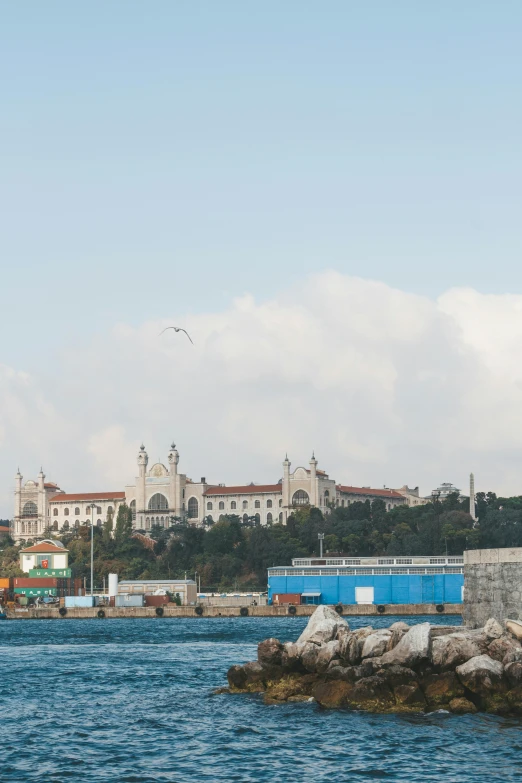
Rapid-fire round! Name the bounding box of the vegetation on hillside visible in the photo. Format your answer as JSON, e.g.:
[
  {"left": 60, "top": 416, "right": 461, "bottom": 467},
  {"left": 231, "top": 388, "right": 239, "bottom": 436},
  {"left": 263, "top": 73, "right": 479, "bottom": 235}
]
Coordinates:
[{"left": 1, "top": 491, "right": 521, "bottom": 591}]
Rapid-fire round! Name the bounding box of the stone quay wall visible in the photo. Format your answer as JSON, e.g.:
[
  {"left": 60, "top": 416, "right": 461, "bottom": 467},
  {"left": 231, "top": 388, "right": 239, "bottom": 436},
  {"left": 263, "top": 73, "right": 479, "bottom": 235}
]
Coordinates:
[
  {"left": 463, "top": 548, "right": 522, "bottom": 628},
  {"left": 6, "top": 602, "right": 462, "bottom": 620}
]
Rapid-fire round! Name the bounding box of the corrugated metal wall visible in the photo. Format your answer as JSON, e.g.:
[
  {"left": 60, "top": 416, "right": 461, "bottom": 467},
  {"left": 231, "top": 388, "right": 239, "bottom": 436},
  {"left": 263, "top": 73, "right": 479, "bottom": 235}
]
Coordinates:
[{"left": 268, "top": 574, "right": 463, "bottom": 604}]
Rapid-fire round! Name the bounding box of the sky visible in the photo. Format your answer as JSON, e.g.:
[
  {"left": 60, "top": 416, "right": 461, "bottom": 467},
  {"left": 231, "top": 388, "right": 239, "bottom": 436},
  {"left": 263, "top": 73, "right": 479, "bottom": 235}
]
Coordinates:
[{"left": 1, "top": 2, "right": 522, "bottom": 516}]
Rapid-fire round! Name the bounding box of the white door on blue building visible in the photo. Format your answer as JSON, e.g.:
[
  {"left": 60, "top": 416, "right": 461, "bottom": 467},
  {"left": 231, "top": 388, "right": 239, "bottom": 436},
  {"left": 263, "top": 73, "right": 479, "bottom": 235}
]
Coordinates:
[{"left": 355, "top": 587, "right": 374, "bottom": 604}]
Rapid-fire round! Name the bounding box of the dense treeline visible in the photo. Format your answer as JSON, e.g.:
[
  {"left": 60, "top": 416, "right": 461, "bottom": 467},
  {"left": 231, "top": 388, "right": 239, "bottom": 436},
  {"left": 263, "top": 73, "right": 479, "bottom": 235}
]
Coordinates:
[{"left": 1, "top": 491, "right": 522, "bottom": 590}]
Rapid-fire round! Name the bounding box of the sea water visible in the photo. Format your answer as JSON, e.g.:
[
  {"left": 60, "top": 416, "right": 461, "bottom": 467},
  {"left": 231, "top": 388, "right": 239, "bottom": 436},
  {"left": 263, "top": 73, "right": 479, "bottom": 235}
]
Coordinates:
[{"left": 1, "top": 615, "right": 521, "bottom": 783}]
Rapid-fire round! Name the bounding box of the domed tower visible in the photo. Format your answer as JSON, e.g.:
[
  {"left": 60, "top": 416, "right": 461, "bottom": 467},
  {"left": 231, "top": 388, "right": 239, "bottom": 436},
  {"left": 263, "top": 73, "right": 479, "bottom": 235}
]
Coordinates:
[
  {"left": 168, "top": 442, "right": 180, "bottom": 512},
  {"left": 136, "top": 444, "right": 149, "bottom": 521},
  {"left": 282, "top": 454, "right": 291, "bottom": 514}
]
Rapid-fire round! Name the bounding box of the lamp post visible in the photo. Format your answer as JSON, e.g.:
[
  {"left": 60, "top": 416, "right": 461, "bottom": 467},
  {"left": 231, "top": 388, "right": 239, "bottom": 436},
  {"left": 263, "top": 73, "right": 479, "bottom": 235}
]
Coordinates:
[
  {"left": 90, "top": 503, "right": 96, "bottom": 596},
  {"left": 318, "top": 532, "right": 324, "bottom": 558}
]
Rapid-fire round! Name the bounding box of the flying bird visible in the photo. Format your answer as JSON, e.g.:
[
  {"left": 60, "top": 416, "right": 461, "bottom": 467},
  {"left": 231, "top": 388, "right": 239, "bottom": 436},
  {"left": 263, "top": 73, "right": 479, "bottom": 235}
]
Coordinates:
[{"left": 159, "top": 326, "right": 194, "bottom": 344}]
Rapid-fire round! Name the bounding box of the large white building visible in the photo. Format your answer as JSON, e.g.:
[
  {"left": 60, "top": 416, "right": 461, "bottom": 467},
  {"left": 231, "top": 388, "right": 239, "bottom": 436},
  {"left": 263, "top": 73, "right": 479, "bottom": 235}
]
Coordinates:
[{"left": 11, "top": 444, "right": 407, "bottom": 542}]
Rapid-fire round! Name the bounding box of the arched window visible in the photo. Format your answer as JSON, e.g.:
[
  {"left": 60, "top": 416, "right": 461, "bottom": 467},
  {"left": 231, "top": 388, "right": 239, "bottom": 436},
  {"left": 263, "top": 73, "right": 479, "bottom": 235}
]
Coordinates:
[
  {"left": 23, "top": 501, "right": 38, "bottom": 516},
  {"left": 231, "top": 501, "right": 236, "bottom": 509},
  {"left": 207, "top": 515, "right": 213, "bottom": 523},
  {"left": 292, "top": 490, "right": 310, "bottom": 506},
  {"left": 64, "top": 508, "right": 69, "bottom": 516},
  {"left": 52, "top": 508, "right": 58, "bottom": 516},
  {"left": 254, "top": 500, "right": 260, "bottom": 508},
  {"left": 75, "top": 507, "right": 80, "bottom": 515},
  {"left": 52, "top": 521, "right": 58, "bottom": 531},
  {"left": 242, "top": 500, "right": 248, "bottom": 510},
  {"left": 267, "top": 513, "right": 273, "bottom": 524},
  {"left": 341, "top": 499, "right": 345, "bottom": 507},
  {"left": 96, "top": 506, "right": 102, "bottom": 514},
  {"left": 187, "top": 497, "right": 198, "bottom": 519},
  {"left": 279, "top": 512, "right": 283, "bottom": 522},
  {"left": 207, "top": 502, "right": 213, "bottom": 511},
  {"left": 145, "top": 517, "right": 150, "bottom": 529},
  {"left": 279, "top": 499, "right": 282, "bottom": 507},
  {"left": 97, "top": 519, "right": 102, "bottom": 526},
  {"left": 267, "top": 499, "right": 272, "bottom": 508},
  {"left": 64, "top": 521, "right": 70, "bottom": 530},
  {"left": 243, "top": 514, "right": 249, "bottom": 523},
  {"left": 219, "top": 501, "right": 224, "bottom": 510},
  {"left": 107, "top": 506, "right": 113, "bottom": 514},
  {"left": 324, "top": 490, "right": 329, "bottom": 501},
  {"left": 148, "top": 493, "right": 169, "bottom": 511},
  {"left": 74, "top": 520, "right": 80, "bottom": 528},
  {"left": 86, "top": 507, "right": 91, "bottom": 515},
  {"left": 255, "top": 513, "right": 260, "bottom": 524},
  {"left": 130, "top": 500, "right": 136, "bottom": 520}
]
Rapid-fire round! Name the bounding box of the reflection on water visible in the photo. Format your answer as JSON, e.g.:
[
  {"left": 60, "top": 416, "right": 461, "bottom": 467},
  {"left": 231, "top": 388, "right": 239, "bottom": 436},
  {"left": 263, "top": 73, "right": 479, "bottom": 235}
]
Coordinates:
[{"left": 1, "top": 615, "right": 520, "bottom": 783}]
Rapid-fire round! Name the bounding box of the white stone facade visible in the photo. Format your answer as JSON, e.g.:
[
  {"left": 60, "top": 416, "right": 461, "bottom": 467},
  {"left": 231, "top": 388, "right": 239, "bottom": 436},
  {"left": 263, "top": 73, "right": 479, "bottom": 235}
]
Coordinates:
[{"left": 11, "top": 444, "right": 408, "bottom": 541}]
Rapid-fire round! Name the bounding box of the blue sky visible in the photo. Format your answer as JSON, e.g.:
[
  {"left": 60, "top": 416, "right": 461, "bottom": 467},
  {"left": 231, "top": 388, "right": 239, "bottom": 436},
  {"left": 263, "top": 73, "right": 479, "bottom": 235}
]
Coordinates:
[
  {"left": 2, "top": 2, "right": 522, "bottom": 512},
  {"left": 2, "top": 1, "right": 522, "bottom": 368}
]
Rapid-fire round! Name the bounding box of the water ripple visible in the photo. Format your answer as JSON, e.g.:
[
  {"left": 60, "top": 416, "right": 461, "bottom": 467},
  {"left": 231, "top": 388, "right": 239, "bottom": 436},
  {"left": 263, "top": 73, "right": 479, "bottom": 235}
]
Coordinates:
[{"left": 1, "top": 615, "right": 520, "bottom": 782}]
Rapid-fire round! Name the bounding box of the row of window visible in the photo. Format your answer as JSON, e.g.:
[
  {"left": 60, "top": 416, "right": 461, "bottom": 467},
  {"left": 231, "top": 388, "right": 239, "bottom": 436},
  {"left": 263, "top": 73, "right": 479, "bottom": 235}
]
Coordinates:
[
  {"left": 52, "top": 505, "right": 110, "bottom": 516},
  {"left": 269, "top": 566, "right": 464, "bottom": 576}
]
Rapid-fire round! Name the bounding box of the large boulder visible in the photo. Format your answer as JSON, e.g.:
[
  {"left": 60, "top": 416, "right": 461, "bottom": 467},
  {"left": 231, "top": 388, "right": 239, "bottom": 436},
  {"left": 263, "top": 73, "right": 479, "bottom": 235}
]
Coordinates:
[
  {"left": 227, "top": 661, "right": 267, "bottom": 692},
  {"left": 312, "top": 679, "right": 354, "bottom": 708},
  {"left": 431, "top": 632, "right": 485, "bottom": 671},
  {"left": 258, "top": 638, "right": 284, "bottom": 667},
  {"left": 421, "top": 671, "right": 465, "bottom": 707},
  {"left": 339, "top": 627, "right": 374, "bottom": 665},
  {"left": 488, "top": 636, "right": 522, "bottom": 664},
  {"left": 449, "top": 697, "right": 478, "bottom": 714},
  {"left": 484, "top": 618, "right": 504, "bottom": 640},
  {"left": 376, "top": 623, "right": 431, "bottom": 668},
  {"left": 302, "top": 643, "right": 321, "bottom": 672},
  {"left": 315, "top": 640, "right": 341, "bottom": 673},
  {"left": 505, "top": 620, "right": 522, "bottom": 642},
  {"left": 430, "top": 625, "right": 464, "bottom": 638},
  {"left": 345, "top": 676, "right": 395, "bottom": 712},
  {"left": 361, "top": 630, "right": 392, "bottom": 659},
  {"left": 387, "top": 622, "right": 409, "bottom": 651},
  {"left": 281, "top": 641, "right": 307, "bottom": 671},
  {"left": 264, "top": 672, "right": 318, "bottom": 702},
  {"left": 456, "top": 655, "right": 505, "bottom": 696},
  {"left": 297, "top": 605, "right": 349, "bottom": 645}
]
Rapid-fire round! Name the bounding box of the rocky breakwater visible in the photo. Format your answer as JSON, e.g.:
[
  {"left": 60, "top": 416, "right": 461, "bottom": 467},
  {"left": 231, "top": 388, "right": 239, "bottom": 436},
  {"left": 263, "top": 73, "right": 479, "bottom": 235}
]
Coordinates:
[{"left": 225, "top": 607, "right": 522, "bottom": 714}]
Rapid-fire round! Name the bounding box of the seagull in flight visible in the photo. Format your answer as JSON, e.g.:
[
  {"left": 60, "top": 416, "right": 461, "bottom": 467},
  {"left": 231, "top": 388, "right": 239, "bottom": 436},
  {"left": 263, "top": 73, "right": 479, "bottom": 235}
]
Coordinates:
[{"left": 159, "top": 326, "right": 194, "bottom": 344}]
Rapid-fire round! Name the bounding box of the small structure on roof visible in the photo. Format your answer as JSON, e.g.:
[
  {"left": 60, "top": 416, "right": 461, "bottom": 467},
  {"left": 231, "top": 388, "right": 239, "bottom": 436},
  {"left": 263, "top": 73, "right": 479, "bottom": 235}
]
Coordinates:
[{"left": 20, "top": 540, "right": 69, "bottom": 573}]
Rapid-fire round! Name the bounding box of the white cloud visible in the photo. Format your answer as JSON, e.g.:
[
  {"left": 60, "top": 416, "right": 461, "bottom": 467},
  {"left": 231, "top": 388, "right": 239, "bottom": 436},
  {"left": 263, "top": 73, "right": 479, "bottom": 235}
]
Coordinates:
[{"left": 2, "top": 271, "right": 522, "bottom": 517}]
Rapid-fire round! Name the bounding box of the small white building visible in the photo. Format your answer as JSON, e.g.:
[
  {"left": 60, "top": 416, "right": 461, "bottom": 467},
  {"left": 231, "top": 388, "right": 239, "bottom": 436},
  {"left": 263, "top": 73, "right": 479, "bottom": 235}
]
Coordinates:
[
  {"left": 19, "top": 540, "right": 69, "bottom": 573},
  {"left": 118, "top": 579, "right": 197, "bottom": 605}
]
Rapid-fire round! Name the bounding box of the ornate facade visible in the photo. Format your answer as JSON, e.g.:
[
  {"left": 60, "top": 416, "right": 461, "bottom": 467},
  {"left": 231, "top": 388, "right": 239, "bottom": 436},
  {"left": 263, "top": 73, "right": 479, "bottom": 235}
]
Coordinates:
[{"left": 11, "top": 444, "right": 406, "bottom": 542}]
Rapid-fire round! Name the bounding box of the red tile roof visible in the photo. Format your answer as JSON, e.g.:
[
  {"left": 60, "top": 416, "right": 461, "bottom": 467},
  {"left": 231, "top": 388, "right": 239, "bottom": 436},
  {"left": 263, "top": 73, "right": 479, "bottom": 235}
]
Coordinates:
[
  {"left": 21, "top": 542, "right": 69, "bottom": 553},
  {"left": 337, "top": 485, "right": 405, "bottom": 499},
  {"left": 49, "top": 492, "right": 125, "bottom": 503},
  {"left": 0, "top": 525, "right": 11, "bottom": 534},
  {"left": 205, "top": 484, "right": 282, "bottom": 496}
]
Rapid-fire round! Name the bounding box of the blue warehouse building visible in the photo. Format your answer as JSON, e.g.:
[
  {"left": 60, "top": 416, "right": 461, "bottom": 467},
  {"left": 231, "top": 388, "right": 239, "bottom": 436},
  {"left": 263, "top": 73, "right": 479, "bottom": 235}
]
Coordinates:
[{"left": 268, "top": 555, "right": 464, "bottom": 606}]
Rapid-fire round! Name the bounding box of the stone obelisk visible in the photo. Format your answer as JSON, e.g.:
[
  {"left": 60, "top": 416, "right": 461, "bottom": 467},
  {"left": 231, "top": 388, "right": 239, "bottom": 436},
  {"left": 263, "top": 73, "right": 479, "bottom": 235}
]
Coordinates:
[{"left": 469, "top": 472, "right": 477, "bottom": 522}]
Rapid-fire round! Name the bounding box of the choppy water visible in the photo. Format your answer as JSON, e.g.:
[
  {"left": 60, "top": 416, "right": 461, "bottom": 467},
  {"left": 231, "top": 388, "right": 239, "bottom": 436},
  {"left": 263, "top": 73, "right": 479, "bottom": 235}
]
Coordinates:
[{"left": 1, "top": 615, "right": 522, "bottom": 782}]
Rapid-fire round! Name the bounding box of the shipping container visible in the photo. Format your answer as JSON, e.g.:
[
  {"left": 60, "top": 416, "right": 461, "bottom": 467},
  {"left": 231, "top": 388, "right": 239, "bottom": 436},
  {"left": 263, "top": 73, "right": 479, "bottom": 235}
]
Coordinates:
[
  {"left": 65, "top": 596, "right": 95, "bottom": 608},
  {"left": 144, "top": 595, "right": 169, "bottom": 607},
  {"left": 14, "top": 587, "right": 58, "bottom": 597},
  {"left": 14, "top": 577, "right": 59, "bottom": 588},
  {"left": 115, "top": 594, "right": 144, "bottom": 607},
  {"left": 0, "top": 578, "right": 11, "bottom": 589},
  {"left": 29, "top": 568, "right": 72, "bottom": 579},
  {"left": 271, "top": 592, "right": 302, "bottom": 605}
]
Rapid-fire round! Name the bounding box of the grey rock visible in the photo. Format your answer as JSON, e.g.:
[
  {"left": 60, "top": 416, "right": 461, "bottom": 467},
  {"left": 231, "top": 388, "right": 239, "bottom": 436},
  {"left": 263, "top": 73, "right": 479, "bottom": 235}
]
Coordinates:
[
  {"left": 484, "top": 618, "right": 504, "bottom": 640},
  {"left": 361, "top": 630, "right": 392, "bottom": 659},
  {"left": 456, "top": 655, "right": 505, "bottom": 695},
  {"left": 258, "top": 637, "right": 283, "bottom": 667},
  {"left": 431, "top": 632, "right": 485, "bottom": 670},
  {"left": 315, "top": 640, "right": 341, "bottom": 673},
  {"left": 297, "top": 605, "right": 349, "bottom": 646},
  {"left": 376, "top": 623, "right": 431, "bottom": 668}
]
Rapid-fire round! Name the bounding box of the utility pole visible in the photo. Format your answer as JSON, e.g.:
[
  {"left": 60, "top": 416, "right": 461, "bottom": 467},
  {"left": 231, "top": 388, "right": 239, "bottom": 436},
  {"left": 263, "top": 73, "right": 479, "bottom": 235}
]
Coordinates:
[
  {"left": 90, "top": 503, "right": 96, "bottom": 597},
  {"left": 318, "top": 532, "right": 324, "bottom": 558}
]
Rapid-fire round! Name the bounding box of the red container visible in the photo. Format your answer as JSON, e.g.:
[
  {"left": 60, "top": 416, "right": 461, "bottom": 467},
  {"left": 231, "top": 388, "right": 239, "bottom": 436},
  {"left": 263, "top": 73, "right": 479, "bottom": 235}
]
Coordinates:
[
  {"left": 272, "top": 592, "right": 301, "bottom": 605},
  {"left": 144, "top": 595, "right": 170, "bottom": 607},
  {"left": 14, "top": 578, "right": 59, "bottom": 588}
]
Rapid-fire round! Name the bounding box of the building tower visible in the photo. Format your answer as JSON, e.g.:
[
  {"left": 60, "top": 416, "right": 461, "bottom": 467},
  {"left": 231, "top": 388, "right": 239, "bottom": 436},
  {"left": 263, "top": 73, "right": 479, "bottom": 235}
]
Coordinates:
[
  {"left": 136, "top": 444, "right": 149, "bottom": 519},
  {"left": 309, "top": 452, "right": 318, "bottom": 506},
  {"left": 282, "top": 454, "right": 291, "bottom": 516},
  {"left": 168, "top": 441, "right": 180, "bottom": 514},
  {"left": 469, "top": 472, "right": 477, "bottom": 522}
]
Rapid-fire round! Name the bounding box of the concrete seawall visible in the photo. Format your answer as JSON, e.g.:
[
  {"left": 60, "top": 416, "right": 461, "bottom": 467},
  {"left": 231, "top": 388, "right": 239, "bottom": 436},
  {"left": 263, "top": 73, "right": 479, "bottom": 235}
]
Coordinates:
[
  {"left": 463, "top": 547, "right": 522, "bottom": 628},
  {"left": 6, "top": 603, "right": 462, "bottom": 620}
]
